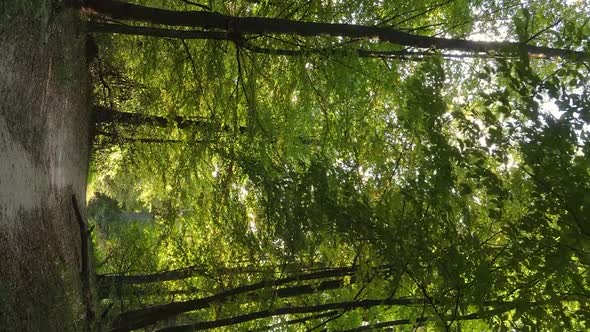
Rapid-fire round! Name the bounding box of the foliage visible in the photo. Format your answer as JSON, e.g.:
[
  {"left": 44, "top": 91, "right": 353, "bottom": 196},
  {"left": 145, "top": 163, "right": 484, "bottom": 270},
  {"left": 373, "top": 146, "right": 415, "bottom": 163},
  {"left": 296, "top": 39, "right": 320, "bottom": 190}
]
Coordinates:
[{"left": 87, "top": 0, "right": 590, "bottom": 331}]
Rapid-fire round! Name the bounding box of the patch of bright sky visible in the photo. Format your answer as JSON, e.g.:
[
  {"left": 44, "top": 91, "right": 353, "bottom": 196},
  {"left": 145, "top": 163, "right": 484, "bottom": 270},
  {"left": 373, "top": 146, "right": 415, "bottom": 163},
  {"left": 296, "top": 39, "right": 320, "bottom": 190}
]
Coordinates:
[
  {"left": 541, "top": 97, "right": 564, "bottom": 120},
  {"left": 248, "top": 211, "right": 257, "bottom": 233},
  {"left": 540, "top": 88, "right": 590, "bottom": 147},
  {"left": 470, "top": 25, "right": 511, "bottom": 42},
  {"left": 565, "top": 0, "right": 587, "bottom": 5},
  {"left": 454, "top": 2, "right": 588, "bottom": 151}
]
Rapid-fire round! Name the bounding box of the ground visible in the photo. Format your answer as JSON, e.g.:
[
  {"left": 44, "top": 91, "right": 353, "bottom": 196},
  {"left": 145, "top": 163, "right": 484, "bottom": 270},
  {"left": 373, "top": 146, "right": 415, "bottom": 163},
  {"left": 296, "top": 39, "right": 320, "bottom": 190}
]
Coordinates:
[{"left": 0, "top": 2, "right": 93, "bottom": 331}]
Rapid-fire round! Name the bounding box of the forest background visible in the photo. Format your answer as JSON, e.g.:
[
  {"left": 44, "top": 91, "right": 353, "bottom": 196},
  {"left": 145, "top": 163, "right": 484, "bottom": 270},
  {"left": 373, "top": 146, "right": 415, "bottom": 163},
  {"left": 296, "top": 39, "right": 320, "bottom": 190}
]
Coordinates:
[{"left": 81, "top": 0, "right": 590, "bottom": 331}]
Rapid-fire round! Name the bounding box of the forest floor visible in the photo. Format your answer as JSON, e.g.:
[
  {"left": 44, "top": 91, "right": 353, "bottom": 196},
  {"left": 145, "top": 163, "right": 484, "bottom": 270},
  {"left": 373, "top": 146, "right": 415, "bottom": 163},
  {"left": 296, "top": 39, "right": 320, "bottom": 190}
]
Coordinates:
[{"left": 0, "top": 1, "right": 93, "bottom": 331}]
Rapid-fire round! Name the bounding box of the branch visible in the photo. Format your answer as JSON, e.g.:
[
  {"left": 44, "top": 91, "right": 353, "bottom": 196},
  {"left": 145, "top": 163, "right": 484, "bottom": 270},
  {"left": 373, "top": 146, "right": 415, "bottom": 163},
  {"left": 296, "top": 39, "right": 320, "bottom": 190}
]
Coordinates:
[{"left": 527, "top": 18, "right": 562, "bottom": 43}]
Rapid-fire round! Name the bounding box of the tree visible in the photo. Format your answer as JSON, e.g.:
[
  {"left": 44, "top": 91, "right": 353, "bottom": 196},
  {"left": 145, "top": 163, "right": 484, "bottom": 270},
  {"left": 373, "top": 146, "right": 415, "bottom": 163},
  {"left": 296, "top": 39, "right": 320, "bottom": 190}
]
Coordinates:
[
  {"left": 82, "top": 0, "right": 586, "bottom": 59},
  {"left": 84, "top": 0, "right": 590, "bottom": 331}
]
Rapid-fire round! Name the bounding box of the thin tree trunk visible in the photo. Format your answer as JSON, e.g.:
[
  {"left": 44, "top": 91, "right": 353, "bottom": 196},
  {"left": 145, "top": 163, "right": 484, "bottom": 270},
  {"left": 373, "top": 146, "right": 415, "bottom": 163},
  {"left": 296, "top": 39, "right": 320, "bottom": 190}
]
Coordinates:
[
  {"left": 104, "top": 277, "right": 350, "bottom": 302},
  {"left": 335, "top": 307, "right": 511, "bottom": 332},
  {"left": 96, "top": 130, "right": 184, "bottom": 144},
  {"left": 88, "top": 23, "right": 513, "bottom": 60},
  {"left": 84, "top": 0, "right": 587, "bottom": 59},
  {"left": 95, "top": 106, "right": 247, "bottom": 134},
  {"left": 72, "top": 195, "right": 96, "bottom": 331},
  {"left": 94, "top": 107, "right": 319, "bottom": 146},
  {"left": 98, "top": 266, "right": 243, "bottom": 286},
  {"left": 154, "top": 298, "right": 417, "bottom": 332},
  {"left": 98, "top": 264, "right": 346, "bottom": 299},
  {"left": 88, "top": 22, "right": 232, "bottom": 40},
  {"left": 99, "top": 263, "right": 339, "bottom": 286},
  {"left": 153, "top": 299, "right": 514, "bottom": 332},
  {"left": 110, "top": 266, "right": 361, "bottom": 331}
]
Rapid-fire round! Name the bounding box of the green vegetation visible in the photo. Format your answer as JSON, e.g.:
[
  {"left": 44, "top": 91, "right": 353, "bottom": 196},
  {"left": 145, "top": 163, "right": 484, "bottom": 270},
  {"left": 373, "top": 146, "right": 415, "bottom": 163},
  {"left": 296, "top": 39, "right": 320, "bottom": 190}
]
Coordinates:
[{"left": 85, "top": 0, "right": 590, "bottom": 331}]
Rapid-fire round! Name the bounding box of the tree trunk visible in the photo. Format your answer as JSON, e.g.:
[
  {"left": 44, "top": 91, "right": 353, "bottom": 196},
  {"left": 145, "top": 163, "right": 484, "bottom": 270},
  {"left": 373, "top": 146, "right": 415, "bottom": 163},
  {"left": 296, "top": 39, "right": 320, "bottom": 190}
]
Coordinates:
[
  {"left": 98, "top": 266, "right": 252, "bottom": 286},
  {"left": 132, "top": 298, "right": 419, "bottom": 332},
  {"left": 72, "top": 195, "right": 96, "bottom": 331},
  {"left": 96, "top": 130, "right": 184, "bottom": 144},
  {"left": 335, "top": 307, "right": 511, "bottom": 332},
  {"left": 110, "top": 266, "right": 360, "bottom": 331},
  {"left": 88, "top": 23, "right": 513, "bottom": 60},
  {"left": 83, "top": 0, "right": 587, "bottom": 60},
  {"left": 95, "top": 106, "right": 239, "bottom": 131},
  {"left": 154, "top": 299, "right": 516, "bottom": 332},
  {"left": 98, "top": 263, "right": 344, "bottom": 286},
  {"left": 95, "top": 106, "right": 247, "bottom": 133}
]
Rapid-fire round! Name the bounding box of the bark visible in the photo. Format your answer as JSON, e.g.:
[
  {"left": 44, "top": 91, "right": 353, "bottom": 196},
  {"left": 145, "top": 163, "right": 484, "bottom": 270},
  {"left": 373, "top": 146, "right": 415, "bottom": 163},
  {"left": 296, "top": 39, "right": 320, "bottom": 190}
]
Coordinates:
[
  {"left": 98, "top": 264, "right": 346, "bottom": 299},
  {"left": 106, "top": 278, "right": 351, "bottom": 310},
  {"left": 89, "top": 23, "right": 511, "bottom": 61},
  {"left": 103, "top": 287, "right": 198, "bottom": 300},
  {"left": 99, "top": 266, "right": 261, "bottom": 286},
  {"left": 94, "top": 106, "right": 246, "bottom": 133},
  {"left": 72, "top": 195, "right": 96, "bottom": 331},
  {"left": 99, "top": 263, "right": 338, "bottom": 286},
  {"left": 95, "top": 106, "right": 247, "bottom": 136},
  {"left": 154, "top": 298, "right": 427, "bottom": 332},
  {"left": 157, "top": 303, "right": 517, "bottom": 332},
  {"left": 94, "top": 107, "right": 319, "bottom": 146},
  {"left": 99, "top": 263, "right": 348, "bottom": 286},
  {"left": 96, "top": 130, "right": 184, "bottom": 144},
  {"left": 273, "top": 278, "right": 349, "bottom": 298},
  {"left": 88, "top": 22, "right": 232, "bottom": 40},
  {"left": 110, "top": 266, "right": 360, "bottom": 331},
  {"left": 83, "top": 0, "right": 588, "bottom": 60}
]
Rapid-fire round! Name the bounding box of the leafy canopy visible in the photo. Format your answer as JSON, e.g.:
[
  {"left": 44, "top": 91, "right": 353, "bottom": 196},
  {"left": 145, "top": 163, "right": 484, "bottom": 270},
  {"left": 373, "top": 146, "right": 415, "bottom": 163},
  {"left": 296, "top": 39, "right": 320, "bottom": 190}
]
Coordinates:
[{"left": 88, "top": 0, "right": 590, "bottom": 331}]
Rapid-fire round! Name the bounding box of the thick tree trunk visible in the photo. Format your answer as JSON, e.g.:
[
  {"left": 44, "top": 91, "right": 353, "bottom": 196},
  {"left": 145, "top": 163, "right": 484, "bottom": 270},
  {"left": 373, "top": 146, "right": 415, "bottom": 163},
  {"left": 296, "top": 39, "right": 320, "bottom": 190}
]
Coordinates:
[{"left": 84, "top": 0, "right": 587, "bottom": 60}]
